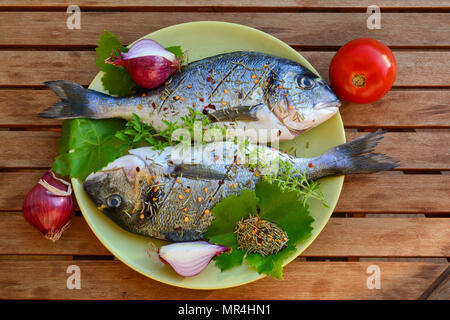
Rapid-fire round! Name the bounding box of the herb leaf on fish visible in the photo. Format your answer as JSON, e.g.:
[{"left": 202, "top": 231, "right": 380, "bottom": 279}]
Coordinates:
[{"left": 205, "top": 181, "right": 314, "bottom": 279}]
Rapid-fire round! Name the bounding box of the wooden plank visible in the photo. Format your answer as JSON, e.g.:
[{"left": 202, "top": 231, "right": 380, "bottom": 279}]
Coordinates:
[
  {"left": 0, "top": 213, "right": 110, "bottom": 256},
  {"left": 336, "top": 174, "right": 450, "bottom": 213},
  {"left": 302, "top": 218, "right": 450, "bottom": 257},
  {"left": 341, "top": 90, "right": 450, "bottom": 128},
  {"left": 419, "top": 266, "right": 450, "bottom": 299},
  {"left": 1, "top": 51, "right": 448, "bottom": 87},
  {"left": 0, "top": 12, "right": 449, "bottom": 47},
  {"left": 426, "top": 274, "right": 450, "bottom": 300},
  {"left": 1, "top": 0, "right": 450, "bottom": 9},
  {"left": 300, "top": 51, "right": 450, "bottom": 86},
  {"left": 1, "top": 89, "right": 449, "bottom": 128},
  {"left": 1, "top": 214, "right": 448, "bottom": 257},
  {"left": 0, "top": 90, "right": 62, "bottom": 127},
  {"left": 0, "top": 131, "right": 58, "bottom": 168},
  {"left": 346, "top": 132, "right": 450, "bottom": 171},
  {"left": 0, "top": 260, "right": 446, "bottom": 299},
  {"left": 0, "top": 172, "right": 42, "bottom": 211},
  {"left": 0, "top": 131, "right": 447, "bottom": 169}
]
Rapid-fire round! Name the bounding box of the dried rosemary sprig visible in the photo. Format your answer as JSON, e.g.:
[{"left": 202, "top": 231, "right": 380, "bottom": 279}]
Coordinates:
[{"left": 234, "top": 215, "right": 288, "bottom": 256}]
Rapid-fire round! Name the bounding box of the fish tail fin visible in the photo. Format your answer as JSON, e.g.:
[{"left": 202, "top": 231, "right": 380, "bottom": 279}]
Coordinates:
[
  {"left": 331, "top": 130, "right": 399, "bottom": 175},
  {"left": 38, "top": 80, "right": 102, "bottom": 119}
]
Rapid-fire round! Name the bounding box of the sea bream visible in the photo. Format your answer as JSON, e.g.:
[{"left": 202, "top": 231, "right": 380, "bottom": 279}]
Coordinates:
[
  {"left": 39, "top": 51, "right": 340, "bottom": 141},
  {"left": 83, "top": 131, "right": 398, "bottom": 241}
]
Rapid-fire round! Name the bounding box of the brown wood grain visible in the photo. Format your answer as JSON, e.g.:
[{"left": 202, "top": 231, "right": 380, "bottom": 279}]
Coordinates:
[
  {"left": 0, "top": 131, "right": 447, "bottom": 169},
  {"left": 1, "top": 51, "right": 448, "bottom": 87},
  {"left": 1, "top": 89, "right": 449, "bottom": 128},
  {"left": 345, "top": 132, "right": 450, "bottom": 171},
  {"left": 0, "top": 90, "right": 62, "bottom": 127},
  {"left": 0, "top": 260, "right": 446, "bottom": 299},
  {"left": 1, "top": 213, "right": 448, "bottom": 257},
  {"left": 0, "top": 12, "right": 449, "bottom": 47},
  {"left": 340, "top": 90, "right": 450, "bottom": 128},
  {"left": 2, "top": 0, "right": 449, "bottom": 9},
  {"left": 0, "top": 131, "right": 58, "bottom": 168},
  {"left": 300, "top": 51, "right": 450, "bottom": 86},
  {"left": 335, "top": 174, "right": 450, "bottom": 213},
  {"left": 1, "top": 172, "right": 448, "bottom": 213},
  {"left": 0, "top": 213, "right": 111, "bottom": 256}
]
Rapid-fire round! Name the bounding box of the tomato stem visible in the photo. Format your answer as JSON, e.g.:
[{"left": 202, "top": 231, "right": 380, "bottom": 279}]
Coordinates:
[{"left": 352, "top": 74, "right": 366, "bottom": 88}]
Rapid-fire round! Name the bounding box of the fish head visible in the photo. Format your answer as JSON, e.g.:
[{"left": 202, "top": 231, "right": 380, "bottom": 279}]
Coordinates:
[
  {"left": 83, "top": 155, "right": 153, "bottom": 219},
  {"left": 268, "top": 65, "right": 341, "bottom": 134}
]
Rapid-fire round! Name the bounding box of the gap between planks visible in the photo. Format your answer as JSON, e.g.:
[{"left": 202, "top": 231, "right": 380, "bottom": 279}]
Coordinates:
[{"left": 0, "top": 1, "right": 450, "bottom": 13}]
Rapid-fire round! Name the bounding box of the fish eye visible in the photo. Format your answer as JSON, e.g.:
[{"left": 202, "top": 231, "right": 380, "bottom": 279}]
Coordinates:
[
  {"left": 106, "top": 194, "right": 122, "bottom": 208},
  {"left": 298, "top": 76, "right": 316, "bottom": 89}
]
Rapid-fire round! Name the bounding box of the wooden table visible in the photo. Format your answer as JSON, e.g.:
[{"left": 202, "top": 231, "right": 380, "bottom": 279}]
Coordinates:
[{"left": 0, "top": 1, "right": 449, "bottom": 300}]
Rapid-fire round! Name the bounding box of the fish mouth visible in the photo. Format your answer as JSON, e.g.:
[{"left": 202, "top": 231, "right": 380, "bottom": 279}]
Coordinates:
[{"left": 313, "top": 100, "right": 341, "bottom": 111}]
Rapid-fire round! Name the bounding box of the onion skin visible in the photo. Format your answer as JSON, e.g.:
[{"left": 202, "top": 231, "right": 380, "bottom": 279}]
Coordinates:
[
  {"left": 22, "top": 171, "right": 74, "bottom": 242},
  {"left": 159, "top": 241, "right": 230, "bottom": 277},
  {"left": 115, "top": 55, "right": 177, "bottom": 89},
  {"left": 105, "top": 39, "right": 181, "bottom": 89}
]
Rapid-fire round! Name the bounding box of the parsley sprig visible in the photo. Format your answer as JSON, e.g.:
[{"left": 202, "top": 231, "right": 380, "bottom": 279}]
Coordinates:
[
  {"left": 114, "top": 107, "right": 214, "bottom": 150},
  {"left": 263, "top": 159, "right": 328, "bottom": 207},
  {"left": 234, "top": 137, "right": 327, "bottom": 206}
]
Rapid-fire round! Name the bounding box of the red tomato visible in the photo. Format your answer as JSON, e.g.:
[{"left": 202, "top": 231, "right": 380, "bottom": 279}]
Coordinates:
[{"left": 329, "top": 38, "right": 397, "bottom": 104}]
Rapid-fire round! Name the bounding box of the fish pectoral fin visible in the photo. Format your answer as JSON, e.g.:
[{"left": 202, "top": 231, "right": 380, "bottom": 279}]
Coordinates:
[
  {"left": 206, "top": 104, "right": 263, "bottom": 122},
  {"left": 173, "top": 164, "right": 230, "bottom": 181}
]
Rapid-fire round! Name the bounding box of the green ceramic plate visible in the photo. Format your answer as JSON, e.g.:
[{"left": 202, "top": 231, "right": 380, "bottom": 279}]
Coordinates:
[{"left": 72, "top": 21, "right": 345, "bottom": 289}]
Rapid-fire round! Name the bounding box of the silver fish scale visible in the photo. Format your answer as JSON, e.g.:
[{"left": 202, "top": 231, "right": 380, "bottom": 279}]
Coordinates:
[
  {"left": 112, "top": 52, "right": 296, "bottom": 130},
  {"left": 139, "top": 155, "right": 261, "bottom": 241}
]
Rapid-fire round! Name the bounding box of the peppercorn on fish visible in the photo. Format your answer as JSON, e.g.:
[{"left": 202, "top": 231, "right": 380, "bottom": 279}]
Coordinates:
[
  {"left": 39, "top": 51, "right": 340, "bottom": 142},
  {"left": 83, "top": 131, "right": 398, "bottom": 241}
]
